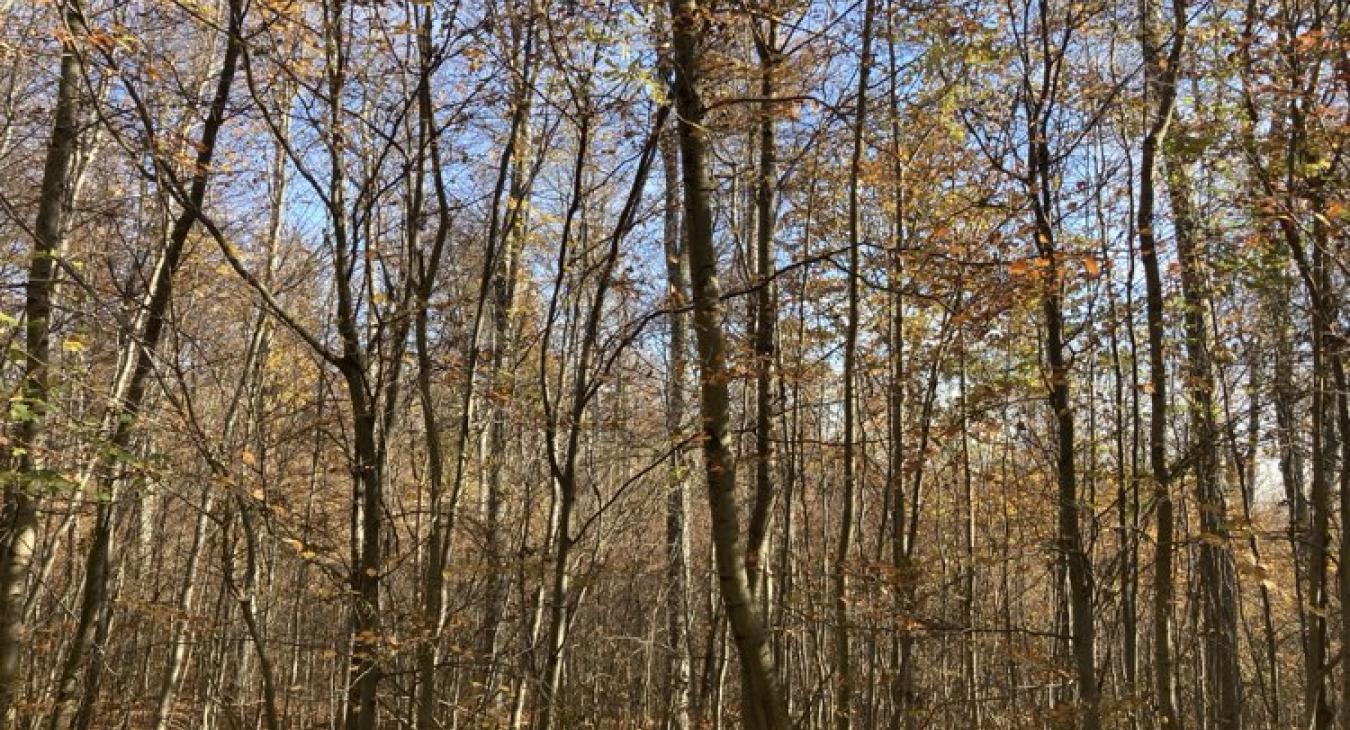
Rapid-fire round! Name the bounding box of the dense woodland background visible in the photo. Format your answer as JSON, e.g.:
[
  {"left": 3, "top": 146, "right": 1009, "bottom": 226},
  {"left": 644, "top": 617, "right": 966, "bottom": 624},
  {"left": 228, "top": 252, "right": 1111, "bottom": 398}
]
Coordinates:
[{"left": 0, "top": 0, "right": 1345, "bottom": 727}]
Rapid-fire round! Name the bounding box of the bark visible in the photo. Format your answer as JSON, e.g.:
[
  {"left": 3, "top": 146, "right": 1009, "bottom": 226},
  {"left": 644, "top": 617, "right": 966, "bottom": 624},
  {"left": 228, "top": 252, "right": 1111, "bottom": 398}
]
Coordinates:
[
  {"left": 1135, "top": 0, "right": 1185, "bottom": 723},
  {"left": 660, "top": 123, "right": 693, "bottom": 730},
  {"left": 834, "top": 0, "right": 874, "bottom": 727},
  {"left": 0, "top": 2, "right": 83, "bottom": 725},
  {"left": 665, "top": 2, "right": 789, "bottom": 726}
]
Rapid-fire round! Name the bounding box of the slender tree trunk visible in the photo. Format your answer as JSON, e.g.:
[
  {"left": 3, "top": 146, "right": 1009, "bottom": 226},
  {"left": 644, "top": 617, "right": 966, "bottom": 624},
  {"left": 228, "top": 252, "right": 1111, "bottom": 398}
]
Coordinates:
[
  {"left": 221, "top": 494, "right": 281, "bottom": 730},
  {"left": 481, "top": 18, "right": 538, "bottom": 698},
  {"left": 1284, "top": 199, "right": 1335, "bottom": 730},
  {"left": 1331, "top": 352, "right": 1350, "bottom": 729},
  {"left": 1164, "top": 143, "right": 1242, "bottom": 730},
  {"left": 413, "top": 268, "right": 446, "bottom": 730},
  {"left": 833, "top": 1, "right": 874, "bottom": 727},
  {"left": 958, "top": 345, "right": 979, "bottom": 727},
  {"left": 151, "top": 84, "right": 289, "bottom": 730},
  {"left": 537, "top": 475, "right": 574, "bottom": 730},
  {"left": 1224, "top": 334, "right": 1281, "bottom": 724},
  {"left": 0, "top": 3, "right": 83, "bottom": 725},
  {"left": 534, "top": 101, "right": 594, "bottom": 730},
  {"left": 660, "top": 124, "right": 693, "bottom": 730},
  {"left": 1135, "top": 0, "right": 1185, "bottom": 722},
  {"left": 883, "top": 9, "right": 914, "bottom": 724},
  {"left": 1266, "top": 273, "right": 1307, "bottom": 727},
  {"left": 537, "top": 101, "right": 664, "bottom": 730},
  {"left": 1025, "top": 52, "right": 1098, "bottom": 726},
  {"left": 424, "top": 17, "right": 539, "bottom": 723},
  {"left": 409, "top": 4, "right": 456, "bottom": 725},
  {"left": 337, "top": 368, "right": 382, "bottom": 730},
  {"left": 746, "top": 17, "right": 778, "bottom": 606},
  {"left": 1103, "top": 153, "right": 1139, "bottom": 727},
  {"left": 741, "top": 20, "right": 782, "bottom": 730},
  {"left": 322, "top": 4, "right": 383, "bottom": 721}
]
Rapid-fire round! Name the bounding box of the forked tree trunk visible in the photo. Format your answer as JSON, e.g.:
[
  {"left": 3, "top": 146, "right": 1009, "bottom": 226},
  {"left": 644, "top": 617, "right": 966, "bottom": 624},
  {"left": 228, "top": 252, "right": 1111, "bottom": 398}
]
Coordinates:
[
  {"left": 665, "top": 2, "right": 788, "bottom": 727},
  {"left": 1135, "top": 0, "right": 1185, "bottom": 723}
]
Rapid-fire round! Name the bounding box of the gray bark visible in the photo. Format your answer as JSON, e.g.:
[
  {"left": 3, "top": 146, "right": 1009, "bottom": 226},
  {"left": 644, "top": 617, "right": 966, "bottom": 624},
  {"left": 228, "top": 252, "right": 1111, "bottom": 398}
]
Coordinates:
[
  {"left": 0, "top": 2, "right": 83, "bottom": 725},
  {"left": 660, "top": 123, "right": 693, "bottom": 730},
  {"left": 665, "top": 2, "right": 789, "bottom": 726}
]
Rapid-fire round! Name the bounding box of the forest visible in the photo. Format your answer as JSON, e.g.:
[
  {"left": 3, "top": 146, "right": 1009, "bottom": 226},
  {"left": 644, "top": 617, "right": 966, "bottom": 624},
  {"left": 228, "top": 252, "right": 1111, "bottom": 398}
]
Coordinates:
[{"left": 0, "top": 0, "right": 1346, "bottom": 727}]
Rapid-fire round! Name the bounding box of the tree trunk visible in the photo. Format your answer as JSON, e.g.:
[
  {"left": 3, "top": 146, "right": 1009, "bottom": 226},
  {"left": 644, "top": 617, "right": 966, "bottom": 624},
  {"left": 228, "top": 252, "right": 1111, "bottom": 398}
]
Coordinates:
[
  {"left": 833, "top": 1, "right": 874, "bottom": 727},
  {"left": 1026, "top": 61, "right": 1098, "bottom": 728},
  {"left": 665, "top": 2, "right": 789, "bottom": 726},
  {"left": 1164, "top": 142, "right": 1242, "bottom": 730},
  {"left": 481, "top": 16, "right": 538, "bottom": 700},
  {"left": 1135, "top": 0, "right": 1185, "bottom": 722},
  {"left": 0, "top": 3, "right": 83, "bottom": 725},
  {"left": 660, "top": 123, "right": 693, "bottom": 730}
]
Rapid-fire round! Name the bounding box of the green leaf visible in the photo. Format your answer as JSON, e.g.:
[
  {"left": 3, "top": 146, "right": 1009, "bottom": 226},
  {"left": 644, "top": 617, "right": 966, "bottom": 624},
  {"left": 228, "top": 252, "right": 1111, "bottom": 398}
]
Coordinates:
[{"left": 8, "top": 399, "right": 34, "bottom": 423}]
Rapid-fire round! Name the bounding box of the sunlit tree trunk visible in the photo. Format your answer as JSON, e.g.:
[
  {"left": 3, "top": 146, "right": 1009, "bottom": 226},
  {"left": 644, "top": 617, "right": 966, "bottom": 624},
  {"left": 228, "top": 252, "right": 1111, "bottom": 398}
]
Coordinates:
[
  {"left": 660, "top": 122, "right": 693, "bottom": 730},
  {"left": 0, "top": 3, "right": 83, "bottom": 725}
]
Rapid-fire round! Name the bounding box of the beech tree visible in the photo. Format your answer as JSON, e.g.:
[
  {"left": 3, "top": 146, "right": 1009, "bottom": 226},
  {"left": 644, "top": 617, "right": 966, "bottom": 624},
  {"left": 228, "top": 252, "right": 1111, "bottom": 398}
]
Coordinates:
[{"left": 0, "top": 0, "right": 1345, "bottom": 728}]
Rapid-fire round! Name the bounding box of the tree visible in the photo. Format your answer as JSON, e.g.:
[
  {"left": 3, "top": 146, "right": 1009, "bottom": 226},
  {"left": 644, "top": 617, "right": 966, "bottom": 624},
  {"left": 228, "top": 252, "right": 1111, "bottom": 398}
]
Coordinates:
[
  {"left": 0, "top": 2, "right": 84, "bottom": 725},
  {"left": 665, "top": 0, "right": 789, "bottom": 726}
]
